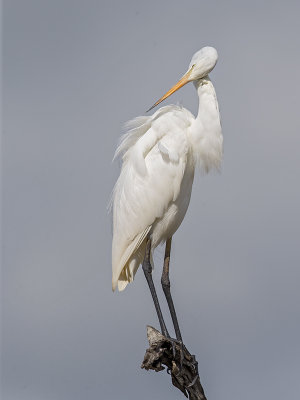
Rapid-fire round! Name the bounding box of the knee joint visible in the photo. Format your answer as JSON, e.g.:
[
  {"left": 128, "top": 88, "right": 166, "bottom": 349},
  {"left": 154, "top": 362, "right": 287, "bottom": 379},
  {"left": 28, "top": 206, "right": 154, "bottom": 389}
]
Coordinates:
[{"left": 161, "top": 275, "right": 170, "bottom": 288}]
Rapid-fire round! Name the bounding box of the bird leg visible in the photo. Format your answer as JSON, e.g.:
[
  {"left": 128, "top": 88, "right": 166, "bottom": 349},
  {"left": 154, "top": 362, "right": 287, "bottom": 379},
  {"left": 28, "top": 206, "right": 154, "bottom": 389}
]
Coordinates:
[
  {"left": 142, "top": 236, "right": 169, "bottom": 337},
  {"left": 161, "top": 237, "right": 183, "bottom": 342}
]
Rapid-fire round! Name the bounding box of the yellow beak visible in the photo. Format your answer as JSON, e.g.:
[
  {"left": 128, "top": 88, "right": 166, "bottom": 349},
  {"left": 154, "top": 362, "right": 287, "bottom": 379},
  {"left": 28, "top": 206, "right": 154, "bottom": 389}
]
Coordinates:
[{"left": 147, "top": 66, "right": 194, "bottom": 112}]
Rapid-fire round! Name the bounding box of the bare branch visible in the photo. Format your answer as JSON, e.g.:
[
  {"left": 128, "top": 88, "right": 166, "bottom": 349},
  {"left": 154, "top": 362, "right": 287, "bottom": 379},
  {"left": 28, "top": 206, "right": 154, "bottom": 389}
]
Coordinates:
[{"left": 141, "top": 326, "right": 207, "bottom": 400}]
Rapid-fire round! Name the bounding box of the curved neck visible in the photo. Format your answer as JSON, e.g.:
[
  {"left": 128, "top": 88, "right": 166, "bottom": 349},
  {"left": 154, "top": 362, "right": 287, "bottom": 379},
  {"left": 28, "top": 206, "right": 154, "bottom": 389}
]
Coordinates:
[
  {"left": 189, "top": 75, "right": 223, "bottom": 172},
  {"left": 194, "top": 75, "right": 221, "bottom": 126}
]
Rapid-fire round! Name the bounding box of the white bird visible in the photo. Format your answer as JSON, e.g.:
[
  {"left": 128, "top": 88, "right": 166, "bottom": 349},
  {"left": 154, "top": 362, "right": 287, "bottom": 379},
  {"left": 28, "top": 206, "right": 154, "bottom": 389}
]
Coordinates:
[{"left": 111, "top": 46, "right": 223, "bottom": 340}]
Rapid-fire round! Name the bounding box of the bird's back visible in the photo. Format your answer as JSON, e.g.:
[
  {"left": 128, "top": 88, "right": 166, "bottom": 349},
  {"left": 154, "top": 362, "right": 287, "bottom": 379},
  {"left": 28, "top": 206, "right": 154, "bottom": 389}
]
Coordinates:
[{"left": 112, "top": 105, "right": 195, "bottom": 291}]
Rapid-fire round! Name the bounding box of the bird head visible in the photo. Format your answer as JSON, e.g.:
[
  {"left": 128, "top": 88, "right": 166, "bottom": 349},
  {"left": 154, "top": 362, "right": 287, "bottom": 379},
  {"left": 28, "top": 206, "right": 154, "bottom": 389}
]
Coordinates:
[{"left": 147, "top": 46, "right": 218, "bottom": 112}]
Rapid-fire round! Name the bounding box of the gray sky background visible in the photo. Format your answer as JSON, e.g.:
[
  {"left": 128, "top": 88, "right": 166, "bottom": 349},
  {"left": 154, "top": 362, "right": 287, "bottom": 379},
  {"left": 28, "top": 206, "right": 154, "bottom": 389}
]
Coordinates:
[{"left": 2, "top": 1, "right": 300, "bottom": 399}]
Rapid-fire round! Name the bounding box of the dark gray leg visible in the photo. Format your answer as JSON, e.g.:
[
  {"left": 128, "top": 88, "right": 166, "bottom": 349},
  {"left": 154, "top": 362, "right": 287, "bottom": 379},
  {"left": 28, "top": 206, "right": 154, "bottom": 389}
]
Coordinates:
[
  {"left": 161, "top": 237, "right": 183, "bottom": 342},
  {"left": 142, "top": 236, "right": 169, "bottom": 337}
]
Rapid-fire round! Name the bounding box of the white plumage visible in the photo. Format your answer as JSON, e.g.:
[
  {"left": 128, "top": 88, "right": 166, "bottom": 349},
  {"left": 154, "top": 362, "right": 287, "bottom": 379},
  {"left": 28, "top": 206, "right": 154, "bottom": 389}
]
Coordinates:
[{"left": 112, "top": 47, "right": 223, "bottom": 291}]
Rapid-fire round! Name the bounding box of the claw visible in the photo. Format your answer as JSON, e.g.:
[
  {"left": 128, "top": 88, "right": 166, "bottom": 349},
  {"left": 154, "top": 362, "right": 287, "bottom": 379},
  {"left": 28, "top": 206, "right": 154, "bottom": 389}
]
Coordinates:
[
  {"left": 166, "top": 336, "right": 177, "bottom": 358},
  {"left": 171, "top": 340, "right": 176, "bottom": 359},
  {"left": 187, "top": 373, "right": 199, "bottom": 388},
  {"left": 178, "top": 341, "right": 184, "bottom": 370},
  {"left": 190, "top": 355, "right": 199, "bottom": 375},
  {"left": 167, "top": 337, "right": 184, "bottom": 371}
]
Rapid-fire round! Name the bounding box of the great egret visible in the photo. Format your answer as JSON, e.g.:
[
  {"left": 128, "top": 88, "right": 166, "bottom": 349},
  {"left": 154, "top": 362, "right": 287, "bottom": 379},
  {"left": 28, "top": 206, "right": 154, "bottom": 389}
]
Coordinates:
[{"left": 112, "top": 46, "right": 223, "bottom": 340}]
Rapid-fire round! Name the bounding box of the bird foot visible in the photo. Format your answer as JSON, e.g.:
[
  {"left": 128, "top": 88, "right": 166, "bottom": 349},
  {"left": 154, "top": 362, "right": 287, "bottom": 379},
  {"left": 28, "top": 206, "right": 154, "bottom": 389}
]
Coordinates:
[
  {"left": 189, "top": 354, "right": 199, "bottom": 375},
  {"left": 165, "top": 336, "right": 184, "bottom": 369},
  {"left": 142, "top": 326, "right": 207, "bottom": 400},
  {"left": 167, "top": 338, "right": 199, "bottom": 385}
]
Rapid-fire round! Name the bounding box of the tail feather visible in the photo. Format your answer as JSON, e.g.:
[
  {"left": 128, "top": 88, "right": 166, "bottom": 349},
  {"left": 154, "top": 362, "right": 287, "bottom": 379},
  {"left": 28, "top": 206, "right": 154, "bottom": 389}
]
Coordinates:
[{"left": 112, "top": 227, "right": 151, "bottom": 291}]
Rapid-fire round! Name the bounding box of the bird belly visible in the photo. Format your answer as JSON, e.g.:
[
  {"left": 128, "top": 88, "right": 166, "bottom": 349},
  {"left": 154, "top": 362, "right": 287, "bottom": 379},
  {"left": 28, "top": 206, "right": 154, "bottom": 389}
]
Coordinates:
[{"left": 151, "top": 164, "right": 194, "bottom": 247}]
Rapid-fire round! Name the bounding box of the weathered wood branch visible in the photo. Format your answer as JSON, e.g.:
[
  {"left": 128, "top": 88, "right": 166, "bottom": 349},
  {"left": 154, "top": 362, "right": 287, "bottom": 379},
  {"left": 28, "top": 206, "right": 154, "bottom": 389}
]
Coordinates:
[{"left": 141, "top": 326, "right": 207, "bottom": 400}]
